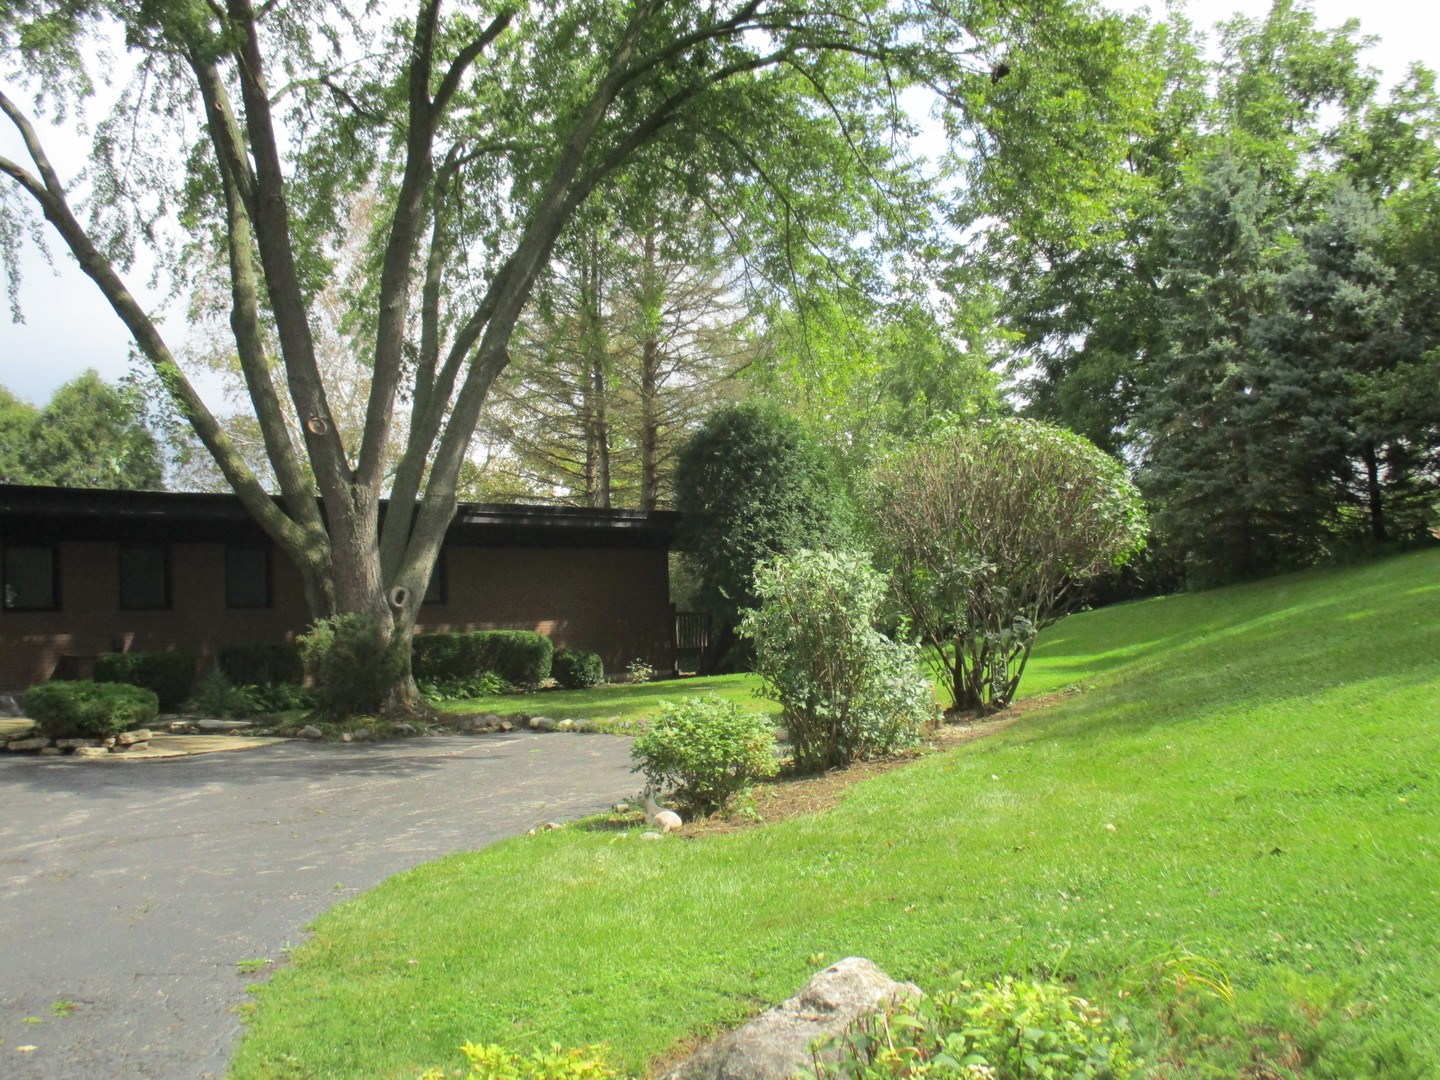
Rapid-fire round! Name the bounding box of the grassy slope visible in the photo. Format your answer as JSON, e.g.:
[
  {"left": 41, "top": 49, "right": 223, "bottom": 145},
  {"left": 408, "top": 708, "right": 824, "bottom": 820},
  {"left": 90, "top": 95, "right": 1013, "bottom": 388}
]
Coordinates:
[{"left": 230, "top": 550, "right": 1440, "bottom": 1080}]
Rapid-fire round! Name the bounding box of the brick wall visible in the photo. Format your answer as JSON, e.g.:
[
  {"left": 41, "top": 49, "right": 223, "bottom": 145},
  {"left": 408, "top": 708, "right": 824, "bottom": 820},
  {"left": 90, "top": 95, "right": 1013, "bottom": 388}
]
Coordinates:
[{"left": 0, "top": 541, "right": 672, "bottom": 690}]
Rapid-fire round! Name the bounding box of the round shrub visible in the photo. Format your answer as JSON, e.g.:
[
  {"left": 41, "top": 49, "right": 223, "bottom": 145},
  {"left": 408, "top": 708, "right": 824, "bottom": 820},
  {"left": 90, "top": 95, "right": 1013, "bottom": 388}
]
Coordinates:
[
  {"left": 552, "top": 648, "right": 605, "bottom": 689},
  {"left": 27, "top": 680, "right": 159, "bottom": 739},
  {"left": 630, "top": 695, "right": 778, "bottom": 816},
  {"left": 92, "top": 650, "right": 197, "bottom": 710},
  {"left": 298, "top": 614, "right": 407, "bottom": 718}
]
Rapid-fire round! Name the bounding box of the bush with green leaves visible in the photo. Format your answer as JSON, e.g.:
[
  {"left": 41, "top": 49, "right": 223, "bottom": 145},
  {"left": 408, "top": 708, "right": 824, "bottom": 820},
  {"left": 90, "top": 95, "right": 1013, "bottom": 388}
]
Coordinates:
[
  {"left": 552, "top": 648, "right": 605, "bottom": 689},
  {"left": 740, "top": 549, "right": 932, "bottom": 773},
  {"left": 419, "top": 1041, "right": 625, "bottom": 1080},
  {"left": 412, "top": 630, "right": 553, "bottom": 688},
  {"left": 630, "top": 695, "right": 778, "bottom": 816},
  {"left": 27, "top": 680, "right": 159, "bottom": 739},
  {"left": 812, "top": 979, "right": 1134, "bottom": 1080},
  {"left": 417, "top": 671, "right": 512, "bottom": 702},
  {"left": 299, "top": 614, "right": 407, "bottom": 718},
  {"left": 92, "top": 650, "right": 197, "bottom": 710},
  {"left": 217, "top": 642, "right": 304, "bottom": 687},
  {"left": 871, "top": 418, "right": 1146, "bottom": 714}
]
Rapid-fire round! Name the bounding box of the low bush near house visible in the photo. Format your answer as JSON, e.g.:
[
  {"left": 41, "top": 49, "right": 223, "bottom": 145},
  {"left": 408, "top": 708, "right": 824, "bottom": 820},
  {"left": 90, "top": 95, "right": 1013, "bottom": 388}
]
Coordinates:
[
  {"left": 27, "top": 680, "right": 159, "bottom": 738},
  {"left": 812, "top": 979, "right": 1134, "bottom": 1080},
  {"left": 552, "top": 648, "right": 605, "bottom": 689},
  {"left": 93, "top": 650, "right": 197, "bottom": 710},
  {"left": 630, "top": 695, "right": 778, "bottom": 816},
  {"left": 417, "top": 671, "right": 512, "bottom": 702},
  {"left": 299, "top": 614, "right": 407, "bottom": 718},
  {"left": 626, "top": 659, "right": 657, "bottom": 684},
  {"left": 412, "top": 630, "right": 553, "bottom": 688},
  {"left": 217, "top": 642, "right": 304, "bottom": 687},
  {"left": 741, "top": 549, "right": 932, "bottom": 773}
]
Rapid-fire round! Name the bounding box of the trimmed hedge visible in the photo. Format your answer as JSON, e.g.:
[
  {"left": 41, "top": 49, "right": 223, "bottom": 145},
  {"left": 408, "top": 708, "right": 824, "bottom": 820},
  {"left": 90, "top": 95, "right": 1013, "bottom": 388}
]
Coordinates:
[
  {"left": 27, "top": 680, "right": 159, "bottom": 739},
  {"left": 552, "top": 648, "right": 605, "bottom": 690},
  {"left": 93, "top": 650, "right": 197, "bottom": 710},
  {"left": 217, "top": 642, "right": 304, "bottom": 687},
  {"left": 411, "top": 630, "right": 553, "bottom": 687}
]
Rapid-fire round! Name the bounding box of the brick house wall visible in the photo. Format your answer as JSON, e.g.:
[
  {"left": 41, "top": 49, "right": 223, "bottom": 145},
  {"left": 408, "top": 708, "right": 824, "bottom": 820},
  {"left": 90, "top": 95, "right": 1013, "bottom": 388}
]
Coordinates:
[{"left": 0, "top": 486, "right": 677, "bottom": 691}]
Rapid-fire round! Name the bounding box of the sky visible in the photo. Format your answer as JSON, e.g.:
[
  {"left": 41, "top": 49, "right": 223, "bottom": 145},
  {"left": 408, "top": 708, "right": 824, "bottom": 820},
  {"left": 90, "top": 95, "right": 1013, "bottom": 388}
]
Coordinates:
[{"left": 1, "top": 0, "right": 1437, "bottom": 408}]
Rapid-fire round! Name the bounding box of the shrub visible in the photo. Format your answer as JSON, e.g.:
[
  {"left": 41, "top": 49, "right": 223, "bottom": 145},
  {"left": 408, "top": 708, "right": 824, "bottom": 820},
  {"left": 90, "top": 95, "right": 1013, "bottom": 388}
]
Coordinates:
[
  {"left": 217, "top": 642, "right": 304, "bottom": 687},
  {"left": 27, "top": 680, "right": 159, "bottom": 739},
  {"left": 812, "top": 979, "right": 1134, "bottom": 1080},
  {"left": 870, "top": 419, "right": 1146, "bottom": 713},
  {"left": 191, "top": 669, "right": 259, "bottom": 718},
  {"left": 93, "top": 650, "right": 197, "bottom": 710},
  {"left": 412, "top": 630, "right": 553, "bottom": 687},
  {"left": 417, "top": 671, "right": 512, "bottom": 702},
  {"left": 740, "top": 549, "right": 932, "bottom": 773},
  {"left": 419, "top": 1042, "right": 625, "bottom": 1080},
  {"left": 627, "top": 658, "right": 657, "bottom": 684},
  {"left": 630, "top": 695, "right": 778, "bottom": 816},
  {"left": 552, "top": 648, "right": 605, "bottom": 689},
  {"left": 299, "top": 614, "right": 407, "bottom": 718}
]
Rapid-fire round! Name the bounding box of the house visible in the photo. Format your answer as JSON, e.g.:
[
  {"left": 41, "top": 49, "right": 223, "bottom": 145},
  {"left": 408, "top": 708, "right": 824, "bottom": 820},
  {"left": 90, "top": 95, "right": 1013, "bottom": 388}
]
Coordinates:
[{"left": 0, "top": 483, "right": 679, "bottom": 690}]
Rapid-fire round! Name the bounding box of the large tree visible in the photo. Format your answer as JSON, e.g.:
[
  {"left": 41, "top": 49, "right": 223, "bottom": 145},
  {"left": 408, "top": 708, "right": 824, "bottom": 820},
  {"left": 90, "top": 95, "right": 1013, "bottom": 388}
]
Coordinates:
[{"left": 1, "top": 0, "right": 1126, "bottom": 709}]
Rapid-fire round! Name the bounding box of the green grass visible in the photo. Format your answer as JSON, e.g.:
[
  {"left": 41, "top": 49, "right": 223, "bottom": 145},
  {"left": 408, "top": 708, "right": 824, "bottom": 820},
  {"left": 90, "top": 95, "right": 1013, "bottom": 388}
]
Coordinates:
[
  {"left": 229, "top": 549, "right": 1440, "bottom": 1080},
  {"left": 435, "top": 672, "right": 775, "bottom": 723}
]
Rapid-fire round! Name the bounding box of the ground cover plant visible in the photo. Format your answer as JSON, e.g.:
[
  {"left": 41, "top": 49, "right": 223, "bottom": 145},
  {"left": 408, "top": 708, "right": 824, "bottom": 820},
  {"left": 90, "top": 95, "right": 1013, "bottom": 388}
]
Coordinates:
[{"left": 228, "top": 549, "right": 1440, "bottom": 1080}]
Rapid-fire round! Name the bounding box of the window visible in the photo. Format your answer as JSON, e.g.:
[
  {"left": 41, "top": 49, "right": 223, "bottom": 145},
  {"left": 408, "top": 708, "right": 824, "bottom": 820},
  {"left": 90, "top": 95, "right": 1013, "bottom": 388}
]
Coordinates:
[
  {"left": 422, "top": 550, "right": 447, "bottom": 606},
  {"left": 119, "top": 544, "right": 171, "bottom": 610},
  {"left": 2, "top": 545, "right": 59, "bottom": 611},
  {"left": 225, "top": 545, "right": 272, "bottom": 609}
]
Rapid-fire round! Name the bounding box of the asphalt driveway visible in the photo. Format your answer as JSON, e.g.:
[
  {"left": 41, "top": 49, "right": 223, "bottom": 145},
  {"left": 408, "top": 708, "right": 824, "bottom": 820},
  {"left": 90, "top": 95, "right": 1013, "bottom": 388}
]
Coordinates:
[{"left": 0, "top": 732, "right": 637, "bottom": 1080}]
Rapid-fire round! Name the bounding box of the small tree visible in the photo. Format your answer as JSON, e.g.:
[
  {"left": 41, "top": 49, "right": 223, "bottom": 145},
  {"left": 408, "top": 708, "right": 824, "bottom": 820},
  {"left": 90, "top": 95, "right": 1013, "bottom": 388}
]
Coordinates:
[
  {"left": 871, "top": 419, "right": 1146, "bottom": 714},
  {"left": 673, "top": 402, "right": 846, "bottom": 671},
  {"left": 740, "top": 548, "right": 932, "bottom": 773}
]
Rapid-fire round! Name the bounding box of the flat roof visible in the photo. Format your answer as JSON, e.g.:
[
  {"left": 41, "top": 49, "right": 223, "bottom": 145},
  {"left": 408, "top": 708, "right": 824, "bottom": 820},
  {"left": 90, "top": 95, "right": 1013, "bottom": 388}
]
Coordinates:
[{"left": 0, "top": 484, "right": 680, "bottom": 550}]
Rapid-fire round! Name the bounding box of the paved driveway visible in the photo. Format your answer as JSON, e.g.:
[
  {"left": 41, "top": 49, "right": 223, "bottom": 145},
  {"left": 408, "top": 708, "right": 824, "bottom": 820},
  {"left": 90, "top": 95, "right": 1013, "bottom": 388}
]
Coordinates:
[{"left": 0, "top": 732, "right": 637, "bottom": 1080}]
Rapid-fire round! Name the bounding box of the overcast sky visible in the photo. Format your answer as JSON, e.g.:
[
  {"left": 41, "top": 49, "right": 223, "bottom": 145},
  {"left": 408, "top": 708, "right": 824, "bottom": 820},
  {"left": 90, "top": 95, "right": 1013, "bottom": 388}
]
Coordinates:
[{"left": 0, "top": 0, "right": 1435, "bottom": 408}]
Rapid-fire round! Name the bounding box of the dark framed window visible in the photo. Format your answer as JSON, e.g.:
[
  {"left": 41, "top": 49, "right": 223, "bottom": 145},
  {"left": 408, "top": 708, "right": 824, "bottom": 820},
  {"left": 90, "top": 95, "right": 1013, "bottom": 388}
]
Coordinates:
[
  {"left": 422, "top": 550, "right": 447, "bottom": 606},
  {"left": 119, "top": 544, "right": 171, "bottom": 610},
  {"left": 2, "top": 544, "right": 59, "bottom": 611},
  {"left": 225, "top": 545, "right": 272, "bottom": 609}
]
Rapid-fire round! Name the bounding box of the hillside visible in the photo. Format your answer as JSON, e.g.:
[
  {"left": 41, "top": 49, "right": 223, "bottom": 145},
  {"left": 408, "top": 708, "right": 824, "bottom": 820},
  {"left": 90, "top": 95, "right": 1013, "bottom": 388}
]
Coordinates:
[{"left": 231, "top": 548, "right": 1440, "bottom": 1080}]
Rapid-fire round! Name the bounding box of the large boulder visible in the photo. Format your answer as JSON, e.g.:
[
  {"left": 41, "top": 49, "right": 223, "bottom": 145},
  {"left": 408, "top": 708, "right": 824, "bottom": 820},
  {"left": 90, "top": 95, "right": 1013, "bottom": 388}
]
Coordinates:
[{"left": 660, "top": 958, "right": 919, "bottom": 1080}]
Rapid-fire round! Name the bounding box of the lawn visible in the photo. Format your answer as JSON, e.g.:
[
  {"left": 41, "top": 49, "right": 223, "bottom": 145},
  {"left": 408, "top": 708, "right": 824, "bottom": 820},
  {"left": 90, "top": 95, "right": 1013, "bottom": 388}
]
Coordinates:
[
  {"left": 228, "top": 548, "right": 1440, "bottom": 1080},
  {"left": 433, "top": 672, "right": 776, "bottom": 724}
]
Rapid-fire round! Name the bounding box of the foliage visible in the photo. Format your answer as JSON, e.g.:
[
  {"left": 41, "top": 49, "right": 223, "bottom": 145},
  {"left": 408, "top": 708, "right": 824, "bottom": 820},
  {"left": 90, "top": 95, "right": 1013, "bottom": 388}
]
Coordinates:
[
  {"left": 418, "top": 672, "right": 512, "bottom": 703},
  {"left": 92, "top": 650, "right": 197, "bottom": 711},
  {"left": 217, "top": 642, "right": 305, "bottom": 687},
  {"left": 412, "top": 631, "right": 553, "bottom": 688},
  {"left": 630, "top": 695, "right": 778, "bottom": 816},
  {"left": 740, "top": 549, "right": 931, "bottom": 773},
  {"left": 0, "top": 372, "right": 164, "bottom": 490},
  {"left": 811, "top": 981, "right": 1133, "bottom": 1080},
  {"left": 27, "top": 680, "right": 158, "bottom": 738},
  {"left": 552, "top": 649, "right": 605, "bottom": 691},
  {"left": 871, "top": 419, "right": 1146, "bottom": 713},
  {"left": 226, "top": 549, "right": 1440, "bottom": 1080},
  {"left": 190, "top": 669, "right": 260, "bottom": 720},
  {"left": 418, "top": 1041, "right": 625, "bottom": 1080},
  {"left": 673, "top": 402, "right": 847, "bottom": 668},
  {"left": 298, "top": 615, "right": 407, "bottom": 719},
  {"left": 625, "top": 659, "right": 656, "bottom": 685}
]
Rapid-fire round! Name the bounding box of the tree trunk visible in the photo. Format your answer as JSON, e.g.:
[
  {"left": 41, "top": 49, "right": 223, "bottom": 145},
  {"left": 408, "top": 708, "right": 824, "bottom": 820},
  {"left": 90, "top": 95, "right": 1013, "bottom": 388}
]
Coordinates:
[
  {"left": 639, "top": 230, "right": 661, "bottom": 511},
  {"left": 1362, "top": 442, "right": 1387, "bottom": 543}
]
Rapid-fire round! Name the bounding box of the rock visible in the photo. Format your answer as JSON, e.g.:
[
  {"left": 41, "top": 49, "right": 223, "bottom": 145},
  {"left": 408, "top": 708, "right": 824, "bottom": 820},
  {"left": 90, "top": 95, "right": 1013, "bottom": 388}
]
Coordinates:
[
  {"left": 115, "top": 729, "right": 153, "bottom": 746},
  {"left": 391, "top": 722, "right": 418, "bottom": 736},
  {"left": 297, "top": 725, "right": 323, "bottom": 740},
  {"left": 542, "top": 821, "right": 563, "bottom": 831},
  {"left": 72, "top": 746, "right": 110, "bottom": 758},
  {"left": 168, "top": 721, "right": 196, "bottom": 734},
  {"left": 341, "top": 732, "right": 353, "bottom": 743},
  {"left": 498, "top": 720, "right": 514, "bottom": 732},
  {"left": 111, "top": 742, "right": 149, "bottom": 754},
  {"left": 612, "top": 803, "right": 631, "bottom": 813},
  {"left": 352, "top": 727, "right": 373, "bottom": 742},
  {"left": 639, "top": 831, "right": 664, "bottom": 841},
  {"left": 659, "top": 959, "right": 921, "bottom": 1080},
  {"left": 55, "top": 738, "right": 107, "bottom": 748},
  {"left": 6, "top": 737, "right": 51, "bottom": 751},
  {"left": 197, "top": 719, "right": 252, "bottom": 732},
  {"left": 557, "top": 718, "right": 575, "bottom": 731},
  {"left": 528, "top": 716, "right": 557, "bottom": 732},
  {"left": 0, "top": 692, "right": 24, "bottom": 717},
  {"left": 479, "top": 713, "right": 503, "bottom": 727},
  {"left": 39, "top": 747, "right": 62, "bottom": 756}
]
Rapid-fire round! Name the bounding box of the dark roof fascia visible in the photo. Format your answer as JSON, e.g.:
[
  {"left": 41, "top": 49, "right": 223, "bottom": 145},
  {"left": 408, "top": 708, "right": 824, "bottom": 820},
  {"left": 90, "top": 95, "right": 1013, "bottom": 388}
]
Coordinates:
[{"left": 0, "top": 484, "right": 680, "bottom": 550}]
